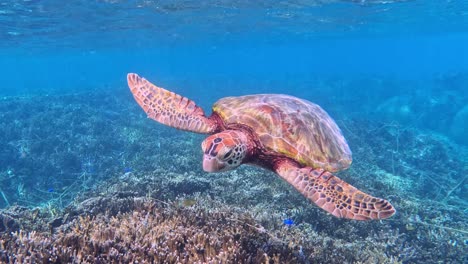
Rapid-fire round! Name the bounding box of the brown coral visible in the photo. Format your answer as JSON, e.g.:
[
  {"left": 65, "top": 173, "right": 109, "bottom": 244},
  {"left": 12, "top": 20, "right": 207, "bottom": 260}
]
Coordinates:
[{"left": 0, "top": 200, "right": 305, "bottom": 263}]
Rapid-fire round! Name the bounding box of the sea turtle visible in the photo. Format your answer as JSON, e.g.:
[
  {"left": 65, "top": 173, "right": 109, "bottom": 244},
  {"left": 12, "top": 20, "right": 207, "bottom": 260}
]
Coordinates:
[{"left": 127, "top": 73, "right": 395, "bottom": 220}]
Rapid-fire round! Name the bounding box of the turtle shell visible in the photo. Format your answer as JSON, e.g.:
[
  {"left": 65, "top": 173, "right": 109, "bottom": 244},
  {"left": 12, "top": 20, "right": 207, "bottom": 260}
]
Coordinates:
[{"left": 212, "top": 94, "right": 352, "bottom": 172}]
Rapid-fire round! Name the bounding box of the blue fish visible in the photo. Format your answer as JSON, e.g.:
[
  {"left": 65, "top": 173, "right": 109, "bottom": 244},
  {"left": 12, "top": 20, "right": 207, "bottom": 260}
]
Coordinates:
[
  {"left": 124, "top": 167, "right": 133, "bottom": 173},
  {"left": 283, "top": 218, "right": 294, "bottom": 226},
  {"left": 47, "top": 188, "right": 54, "bottom": 193}
]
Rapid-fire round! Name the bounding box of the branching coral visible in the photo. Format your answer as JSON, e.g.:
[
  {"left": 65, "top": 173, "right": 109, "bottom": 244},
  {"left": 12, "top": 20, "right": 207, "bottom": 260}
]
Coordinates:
[{"left": 0, "top": 200, "right": 306, "bottom": 263}]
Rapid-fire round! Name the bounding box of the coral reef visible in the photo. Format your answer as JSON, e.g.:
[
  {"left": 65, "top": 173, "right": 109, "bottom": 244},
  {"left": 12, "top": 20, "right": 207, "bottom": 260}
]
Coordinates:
[
  {"left": 1, "top": 199, "right": 307, "bottom": 263},
  {"left": 0, "top": 90, "right": 204, "bottom": 209},
  {"left": 1, "top": 164, "right": 466, "bottom": 263},
  {"left": 0, "top": 82, "right": 467, "bottom": 263}
]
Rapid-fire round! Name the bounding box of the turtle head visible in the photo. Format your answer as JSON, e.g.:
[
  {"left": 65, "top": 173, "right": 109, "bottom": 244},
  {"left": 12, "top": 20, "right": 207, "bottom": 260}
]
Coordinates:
[{"left": 201, "top": 130, "right": 249, "bottom": 172}]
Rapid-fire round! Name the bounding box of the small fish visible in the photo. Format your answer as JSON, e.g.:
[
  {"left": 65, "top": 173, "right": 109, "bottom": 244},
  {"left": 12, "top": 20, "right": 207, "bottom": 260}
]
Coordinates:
[
  {"left": 283, "top": 218, "right": 294, "bottom": 226},
  {"left": 48, "top": 188, "right": 54, "bottom": 193},
  {"left": 124, "top": 167, "right": 133, "bottom": 173}
]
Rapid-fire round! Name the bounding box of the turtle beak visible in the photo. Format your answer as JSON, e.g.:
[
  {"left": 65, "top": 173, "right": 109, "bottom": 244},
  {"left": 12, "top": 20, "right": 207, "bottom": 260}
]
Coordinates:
[{"left": 203, "top": 155, "right": 225, "bottom": 172}]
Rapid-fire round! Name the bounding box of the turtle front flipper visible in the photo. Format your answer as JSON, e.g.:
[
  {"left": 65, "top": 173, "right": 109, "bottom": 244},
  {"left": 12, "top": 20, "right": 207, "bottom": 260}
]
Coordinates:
[
  {"left": 127, "top": 73, "right": 219, "bottom": 134},
  {"left": 275, "top": 160, "right": 395, "bottom": 220}
]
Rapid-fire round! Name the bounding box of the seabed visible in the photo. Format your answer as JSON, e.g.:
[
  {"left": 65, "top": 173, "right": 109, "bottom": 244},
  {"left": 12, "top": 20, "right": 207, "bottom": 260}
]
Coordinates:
[{"left": 0, "top": 88, "right": 466, "bottom": 263}]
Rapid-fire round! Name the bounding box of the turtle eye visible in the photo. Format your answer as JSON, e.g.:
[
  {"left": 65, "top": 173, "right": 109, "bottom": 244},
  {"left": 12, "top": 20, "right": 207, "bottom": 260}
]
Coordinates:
[{"left": 222, "top": 149, "right": 234, "bottom": 160}]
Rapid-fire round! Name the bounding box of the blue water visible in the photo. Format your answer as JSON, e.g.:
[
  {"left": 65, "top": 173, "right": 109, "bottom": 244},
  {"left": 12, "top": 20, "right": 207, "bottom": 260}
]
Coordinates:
[
  {"left": 2, "top": 1, "right": 468, "bottom": 140},
  {"left": 0, "top": 1, "right": 467, "bottom": 262},
  {"left": 2, "top": 1, "right": 468, "bottom": 96}
]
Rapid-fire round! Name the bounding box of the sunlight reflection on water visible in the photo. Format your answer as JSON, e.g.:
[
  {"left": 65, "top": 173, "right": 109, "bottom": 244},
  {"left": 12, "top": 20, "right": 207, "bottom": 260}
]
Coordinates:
[{"left": 0, "top": 0, "right": 467, "bottom": 50}]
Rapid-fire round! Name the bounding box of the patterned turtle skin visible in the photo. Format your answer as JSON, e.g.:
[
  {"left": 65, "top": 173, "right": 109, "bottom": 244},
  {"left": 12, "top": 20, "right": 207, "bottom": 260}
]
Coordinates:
[
  {"left": 213, "top": 94, "right": 352, "bottom": 173},
  {"left": 127, "top": 73, "right": 396, "bottom": 220}
]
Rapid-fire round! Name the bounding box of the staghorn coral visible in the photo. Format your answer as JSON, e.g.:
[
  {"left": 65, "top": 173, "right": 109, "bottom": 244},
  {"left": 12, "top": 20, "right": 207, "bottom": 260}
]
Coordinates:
[
  {"left": 1, "top": 183, "right": 467, "bottom": 263},
  {"left": 0, "top": 199, "right": 307, "bottom": 263}
]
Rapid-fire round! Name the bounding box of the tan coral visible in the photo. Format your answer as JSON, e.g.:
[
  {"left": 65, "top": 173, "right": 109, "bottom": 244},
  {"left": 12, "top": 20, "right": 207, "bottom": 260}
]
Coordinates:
[{"left": 0, "top": 200, "right": 307, "bottom": 263}]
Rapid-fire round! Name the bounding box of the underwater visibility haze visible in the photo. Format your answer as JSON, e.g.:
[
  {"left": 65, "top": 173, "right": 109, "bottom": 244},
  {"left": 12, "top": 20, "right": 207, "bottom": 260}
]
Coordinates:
[{"left": 0, "top": 0, "right": 467, "bottom": 263}]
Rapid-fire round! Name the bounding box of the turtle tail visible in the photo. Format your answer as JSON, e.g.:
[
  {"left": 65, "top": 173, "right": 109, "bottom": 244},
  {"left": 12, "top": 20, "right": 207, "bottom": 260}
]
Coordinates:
[
  {"left": 127, "top": 73, "right": 218, "bottom": 134},
  {"left": 275, "top": 160, "right": 395, "bottom": 220}
]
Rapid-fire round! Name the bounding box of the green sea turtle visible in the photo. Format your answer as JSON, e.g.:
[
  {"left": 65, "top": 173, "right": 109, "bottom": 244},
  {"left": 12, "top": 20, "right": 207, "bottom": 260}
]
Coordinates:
[{"left": 127, "top": 73, "right": 395, "bottom": 220}]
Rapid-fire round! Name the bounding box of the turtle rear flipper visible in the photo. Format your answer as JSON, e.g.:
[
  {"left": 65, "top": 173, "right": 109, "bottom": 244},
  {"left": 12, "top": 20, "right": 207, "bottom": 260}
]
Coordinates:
[
  {"left": 127, "top": 73, "right": 218, "bottom": 134},
  {"left": 275, "top": 161, "right": 395, "bottom": 220}
]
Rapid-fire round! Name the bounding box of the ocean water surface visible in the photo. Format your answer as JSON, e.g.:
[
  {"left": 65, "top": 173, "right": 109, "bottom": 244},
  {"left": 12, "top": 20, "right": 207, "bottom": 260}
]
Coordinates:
[{"left": 0, "top": 0, "right": 467, "bottom": 263}]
